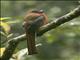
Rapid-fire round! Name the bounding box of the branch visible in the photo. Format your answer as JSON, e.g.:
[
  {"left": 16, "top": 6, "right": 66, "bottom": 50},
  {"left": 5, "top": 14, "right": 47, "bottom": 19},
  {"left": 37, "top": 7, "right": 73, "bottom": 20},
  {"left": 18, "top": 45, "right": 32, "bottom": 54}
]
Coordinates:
[
  {"left": 37, "top": 5, "right": 80, "bottom": 36},
  {"left": 1, "top": 34, "right": 26, "bottom": 60},
  {"left": 1, "top": 6, "right": 80, "bottom": 60}
]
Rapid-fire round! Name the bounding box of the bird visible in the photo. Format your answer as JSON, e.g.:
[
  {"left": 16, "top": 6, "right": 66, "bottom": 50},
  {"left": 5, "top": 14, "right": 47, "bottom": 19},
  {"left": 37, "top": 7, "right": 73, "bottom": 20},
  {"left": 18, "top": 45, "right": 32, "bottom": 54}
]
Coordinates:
[{"left": 23, "top": 9, "right": 48, "bottom": 55}]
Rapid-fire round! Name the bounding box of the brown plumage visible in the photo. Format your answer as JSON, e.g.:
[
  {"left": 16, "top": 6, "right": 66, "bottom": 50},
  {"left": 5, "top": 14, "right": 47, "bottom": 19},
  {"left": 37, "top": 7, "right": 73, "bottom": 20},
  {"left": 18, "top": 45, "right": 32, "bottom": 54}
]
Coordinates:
[{"left": 23, "top": 9, "right": 48, "bottom": 55}]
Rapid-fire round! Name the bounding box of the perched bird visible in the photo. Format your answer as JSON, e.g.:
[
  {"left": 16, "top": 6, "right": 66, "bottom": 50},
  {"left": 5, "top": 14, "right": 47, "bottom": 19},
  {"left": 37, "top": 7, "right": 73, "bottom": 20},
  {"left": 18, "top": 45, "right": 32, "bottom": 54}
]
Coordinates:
[{"left": 23, "top": 9, "right": 48, "bottom": 55}]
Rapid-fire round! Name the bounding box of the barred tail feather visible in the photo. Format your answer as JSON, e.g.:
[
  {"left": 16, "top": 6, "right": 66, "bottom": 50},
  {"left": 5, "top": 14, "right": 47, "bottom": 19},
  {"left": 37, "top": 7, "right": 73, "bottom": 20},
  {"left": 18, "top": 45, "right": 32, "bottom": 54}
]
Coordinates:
[{"left": 26, "top": 31, "right": 37, "bottom": 55}]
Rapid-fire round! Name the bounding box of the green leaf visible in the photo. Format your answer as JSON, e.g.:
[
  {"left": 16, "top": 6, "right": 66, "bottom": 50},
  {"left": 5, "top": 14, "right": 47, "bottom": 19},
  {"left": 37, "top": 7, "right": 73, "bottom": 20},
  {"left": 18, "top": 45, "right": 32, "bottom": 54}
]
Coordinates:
[
  {"left": 6, "top": 20, "right": 20, "bottom": 24},
  {"left": 7, "top": 33, "right": 13, "bottom": 38},
  {"left": 0, "top": 17, "right": 11, "bottom": 20},
  {"left": 1, "top": 22, "right": 11, "bottom": 34},
  {"left": 0, "top": 31, "right": 6, "bottom": 37},
  {"left": 45, "top": 33, "right": 56, "bottom": 43},
  {"left": 0, "top": 47, "right": 5, "bottom": 57}
]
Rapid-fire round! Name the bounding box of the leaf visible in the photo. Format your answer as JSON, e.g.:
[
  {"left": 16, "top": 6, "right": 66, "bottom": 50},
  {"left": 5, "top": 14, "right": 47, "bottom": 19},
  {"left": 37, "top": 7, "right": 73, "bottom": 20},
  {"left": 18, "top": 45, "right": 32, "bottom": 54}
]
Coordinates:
[
  {"left": 0, "top": 47, "right": 5, "bottom": 57},
  {"left": 45, "top": 33, "right": 56, "bottom": 43},
  {"left": 0, "top": 31, "right": 6, "bottom": 37},
  {"left": 0, "top": 22, "right": 11, "bottom": 34},
  {"left": 0, "top": 17, "right": 11, "bottom": 20},
  {"left": 7, "top": 33, "right": 13, "bottom": 38},
  {"left": 6, "top": 20, "right": 20, "bottom": 24}
]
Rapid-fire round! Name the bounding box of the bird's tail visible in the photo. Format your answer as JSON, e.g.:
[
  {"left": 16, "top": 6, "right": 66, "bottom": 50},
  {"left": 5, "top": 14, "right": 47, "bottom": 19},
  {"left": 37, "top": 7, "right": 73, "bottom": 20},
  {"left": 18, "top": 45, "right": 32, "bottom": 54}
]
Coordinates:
[{"left": 26, "top": 31, "right": 37, "bottom": 55}]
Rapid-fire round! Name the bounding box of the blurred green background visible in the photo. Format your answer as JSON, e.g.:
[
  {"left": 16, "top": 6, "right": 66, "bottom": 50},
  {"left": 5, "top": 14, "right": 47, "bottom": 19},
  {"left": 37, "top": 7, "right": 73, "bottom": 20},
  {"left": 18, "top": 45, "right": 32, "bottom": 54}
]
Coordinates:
[{"left": 1, "top": 1, "right": 80, "bottom": 60}]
